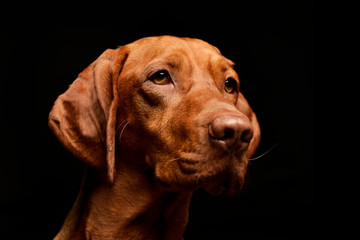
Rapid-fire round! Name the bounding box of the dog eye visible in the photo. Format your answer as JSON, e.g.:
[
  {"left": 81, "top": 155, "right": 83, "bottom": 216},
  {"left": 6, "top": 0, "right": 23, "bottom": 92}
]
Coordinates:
[
  {"left": 224, "top": 78, "right": 238, "bottom": 94},
  {"left": 149, "top": 70, "right": 172, "bottom": 85}
]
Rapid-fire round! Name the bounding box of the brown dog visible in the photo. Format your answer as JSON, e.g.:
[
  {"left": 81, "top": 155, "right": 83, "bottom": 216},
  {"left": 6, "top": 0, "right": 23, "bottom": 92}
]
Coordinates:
[{"left": 49, "top": 35, "right": 260, "bottom": 240}]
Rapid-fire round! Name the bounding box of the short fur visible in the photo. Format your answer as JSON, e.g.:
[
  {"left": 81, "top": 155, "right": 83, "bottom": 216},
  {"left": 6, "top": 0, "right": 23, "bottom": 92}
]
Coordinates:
[{"left": 49, "top": 36, "right": 260, "bottom": 240}]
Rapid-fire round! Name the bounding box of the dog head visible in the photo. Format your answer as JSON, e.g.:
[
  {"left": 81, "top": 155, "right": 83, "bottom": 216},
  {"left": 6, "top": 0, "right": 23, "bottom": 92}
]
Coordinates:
[{"left": 49, "top": 36, "right": 260, "bottom": 195}]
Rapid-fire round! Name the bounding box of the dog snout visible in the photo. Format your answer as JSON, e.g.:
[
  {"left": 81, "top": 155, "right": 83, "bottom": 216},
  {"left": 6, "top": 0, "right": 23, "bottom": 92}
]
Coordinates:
[{"left": 208, "top": 115, "right": 253, "bottom": 152}]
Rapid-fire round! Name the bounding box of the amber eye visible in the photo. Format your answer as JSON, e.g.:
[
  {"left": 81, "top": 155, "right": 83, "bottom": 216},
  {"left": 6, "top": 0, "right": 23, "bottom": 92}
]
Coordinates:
[
  {"left": 149, "top": 70, "right": 172, "bottom": 85},
  {"left": 224, "top": 78, "right": 238, "bottom": 93}
]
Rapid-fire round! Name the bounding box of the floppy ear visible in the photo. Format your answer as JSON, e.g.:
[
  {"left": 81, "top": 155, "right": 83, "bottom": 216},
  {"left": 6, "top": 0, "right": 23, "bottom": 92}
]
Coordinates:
[
  {"left": 236, "top": 92, "right": 261, "bottom": 158},
  {"left": 49, "top": 47, "right": 128, "bottom": 183}
]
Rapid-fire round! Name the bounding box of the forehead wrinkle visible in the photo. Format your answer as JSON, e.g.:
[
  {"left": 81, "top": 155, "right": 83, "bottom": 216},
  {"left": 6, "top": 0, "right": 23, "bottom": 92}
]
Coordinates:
[
  {"left": 183, "top": 39, "right": 232, "bottom": 71},
  {"left": 162, "top": 49, "right": 193, "bottom": 72},
  {"left": 151, "top": 38, "right": 195, "bottom": 67},
  {"left": 205, "top": 54, "right": 235, "bottom": 79}
]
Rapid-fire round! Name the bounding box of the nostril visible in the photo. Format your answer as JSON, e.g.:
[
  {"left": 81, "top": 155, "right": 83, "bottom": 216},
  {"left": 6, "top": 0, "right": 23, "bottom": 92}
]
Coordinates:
[
  {"left": 241, "top": 128, "right": 253, "bottom": 143},
  {"left": 223, "top": 128, "right": 235, "bottom": 140}
]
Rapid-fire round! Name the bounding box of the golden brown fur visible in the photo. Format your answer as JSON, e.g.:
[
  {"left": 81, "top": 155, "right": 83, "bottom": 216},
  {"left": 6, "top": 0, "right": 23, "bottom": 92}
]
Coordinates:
[{"left": 49, "top": 36, "right": 260, "bottom": 240}]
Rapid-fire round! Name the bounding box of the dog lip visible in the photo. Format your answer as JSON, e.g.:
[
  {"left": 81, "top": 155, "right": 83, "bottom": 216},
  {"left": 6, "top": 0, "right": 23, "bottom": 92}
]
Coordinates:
[
  {"left": 177, "top": 158, "right": 200, "bottom": 174},
  {"left": 177, "top": 150, "right": 204, "bottom": 161},
  {"left": 178, "top": 158, "right": 200, "bottom": 164}
]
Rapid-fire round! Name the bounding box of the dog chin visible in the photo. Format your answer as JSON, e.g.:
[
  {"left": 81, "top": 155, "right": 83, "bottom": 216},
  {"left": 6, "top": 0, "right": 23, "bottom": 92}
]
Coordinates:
[
  {"left": 153, "top": 153, "right": 248, "bottom": 195},
  {"left": 202, "top": 174, "right": 245, "bottom": 196},
  {"left": 155, "top": 170, "right": 245, "bottom": 196},
  {"left": 202, "top": 159, "right": 248, "bottom": 196}
]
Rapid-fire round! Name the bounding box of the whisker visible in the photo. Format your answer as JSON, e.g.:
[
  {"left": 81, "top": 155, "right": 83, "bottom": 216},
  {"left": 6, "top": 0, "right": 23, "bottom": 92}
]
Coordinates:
[
  {"left": 249, "top": 141, "right": 279, "bottom": 161},
  {"left": 119, "top": 122, "right": 129, "bottom": 142},
  {"left": 115, "top": 120, "right": 128, "bottom": 134},
  {"left": 196, "top": 173, "right": 201, "bottom": 185},
  {"left": 168, "top": 158, "right": 180, "bottom": 163},
  {"left": 165, "top": 158, "right": 180, "bottom": 167}
]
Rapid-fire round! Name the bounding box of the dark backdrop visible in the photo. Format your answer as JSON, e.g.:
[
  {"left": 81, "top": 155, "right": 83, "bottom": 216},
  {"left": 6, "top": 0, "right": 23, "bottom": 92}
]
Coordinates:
[{"left": 2, "top": 1, "right": 312, "bottom": 239}]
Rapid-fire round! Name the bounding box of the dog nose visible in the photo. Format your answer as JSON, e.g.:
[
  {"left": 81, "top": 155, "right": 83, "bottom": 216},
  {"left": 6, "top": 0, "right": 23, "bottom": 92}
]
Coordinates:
[{"left": 208, "top": 115, "right": 253, "bottom": 152}]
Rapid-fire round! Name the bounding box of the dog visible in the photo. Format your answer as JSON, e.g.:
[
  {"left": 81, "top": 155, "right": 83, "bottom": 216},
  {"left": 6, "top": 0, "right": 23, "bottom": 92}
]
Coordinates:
[{"left": 49, "top": 35, "right": 260, "bottom": 240}]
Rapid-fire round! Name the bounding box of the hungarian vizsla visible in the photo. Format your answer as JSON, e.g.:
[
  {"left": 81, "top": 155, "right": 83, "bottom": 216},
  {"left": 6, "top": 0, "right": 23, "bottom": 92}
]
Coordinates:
[{"left": 49, "top": 35, "right": 260, "bottom": 240}]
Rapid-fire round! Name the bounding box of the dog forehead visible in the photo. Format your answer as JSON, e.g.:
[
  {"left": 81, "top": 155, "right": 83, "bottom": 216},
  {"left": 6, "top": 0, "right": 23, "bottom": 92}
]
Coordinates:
[
  {"left": 124, "top": 36, "right": 233, "bottom": 74},
  {"left": 128, "top": 36, "right": 217, "bottom": 61},
  {"left": 129, "top": 35, "right": 218, "bottom": 52}
]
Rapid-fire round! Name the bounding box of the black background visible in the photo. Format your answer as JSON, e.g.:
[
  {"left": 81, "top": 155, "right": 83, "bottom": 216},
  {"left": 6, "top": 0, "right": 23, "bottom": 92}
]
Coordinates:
[{"left": 2, "top": 1, "right": 312, "bottom": 239}]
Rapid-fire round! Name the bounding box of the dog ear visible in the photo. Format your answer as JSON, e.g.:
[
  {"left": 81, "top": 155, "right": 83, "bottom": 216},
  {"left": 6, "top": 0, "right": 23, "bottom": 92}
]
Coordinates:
[
  {"left": 49, "top": 47, "right": 128, "bottom": 183},
  {"left": 236, "top": 92, "right": 261, "bottom": 158}
]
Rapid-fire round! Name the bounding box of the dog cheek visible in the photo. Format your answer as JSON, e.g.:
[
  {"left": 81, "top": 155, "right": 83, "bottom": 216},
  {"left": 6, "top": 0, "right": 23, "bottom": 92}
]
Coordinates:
[{"left": 153, "top": 159, "right": 180, "bottom": 187}]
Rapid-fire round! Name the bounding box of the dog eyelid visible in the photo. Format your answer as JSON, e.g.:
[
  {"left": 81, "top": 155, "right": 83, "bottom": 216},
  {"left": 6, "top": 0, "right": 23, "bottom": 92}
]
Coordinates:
[
  {"left": 149, "top": 70, "right": 172, "bottom": 85},
  {"left": 224, "top": 78, "right": 238, "bottom": 94}
]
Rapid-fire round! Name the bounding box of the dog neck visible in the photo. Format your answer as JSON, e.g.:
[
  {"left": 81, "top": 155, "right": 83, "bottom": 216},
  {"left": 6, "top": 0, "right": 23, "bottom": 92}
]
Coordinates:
[{"left": 54, "top": 153, "right": 193, "bottom": 240}]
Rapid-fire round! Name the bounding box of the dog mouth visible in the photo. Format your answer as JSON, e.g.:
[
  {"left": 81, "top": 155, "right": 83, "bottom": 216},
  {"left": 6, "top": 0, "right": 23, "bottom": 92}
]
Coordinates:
[{"left": 154, "top": 152, "right": 248, "bottom": 195}]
